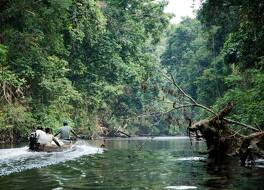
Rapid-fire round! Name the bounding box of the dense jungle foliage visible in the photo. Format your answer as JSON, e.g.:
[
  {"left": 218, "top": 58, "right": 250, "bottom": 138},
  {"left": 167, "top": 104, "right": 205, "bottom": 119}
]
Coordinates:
[
  {"left": 161, "top": 0, "right": 264, "bottom": 134},
  {"left": 0, "top": 0, "right": 263, "bottom": 142},
  {"left": 0, "top": 0, "right": 172, "bottom": 141}
]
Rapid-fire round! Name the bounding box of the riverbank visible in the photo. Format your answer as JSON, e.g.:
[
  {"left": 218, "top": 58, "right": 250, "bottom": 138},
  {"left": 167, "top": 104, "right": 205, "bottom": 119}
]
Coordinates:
[
  {"left": 0, "top": 126, "right": 28, "bottom": 144},
  {"left": 0, "top": 124, "right": 183, "bottom": 144}
]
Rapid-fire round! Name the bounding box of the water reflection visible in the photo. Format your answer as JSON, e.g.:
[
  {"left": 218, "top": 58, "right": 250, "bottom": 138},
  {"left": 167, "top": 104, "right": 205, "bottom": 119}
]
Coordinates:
[
  {"left": 203, "top": 156, "right": 264, "bottom": 190},
  {"left": 0, "top": 137, "right": 263, "bottom": 190}
]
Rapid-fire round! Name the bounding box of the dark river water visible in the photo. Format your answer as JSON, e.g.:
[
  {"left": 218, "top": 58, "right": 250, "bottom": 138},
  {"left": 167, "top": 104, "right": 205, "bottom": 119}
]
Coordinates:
[{"left": 0, "top": 137, "right": 264, "bottom": 190}]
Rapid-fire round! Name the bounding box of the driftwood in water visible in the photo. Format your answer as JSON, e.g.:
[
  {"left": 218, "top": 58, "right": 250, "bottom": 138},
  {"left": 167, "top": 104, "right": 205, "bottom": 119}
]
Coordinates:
[
  {"left": 96, "top": 120, "right": 131, "bottom": 138},
  {"left": 188, "top": 102, "right": 264, "bottom": 165},
  {"left": 104, "top": 126, "right": 131, "bottom": 137},
  {"left": 115, "top": 129, "right": 131, "bottom": 137},
  {"left": 162, "top": 73, "right": 264, "bottom": 166}
]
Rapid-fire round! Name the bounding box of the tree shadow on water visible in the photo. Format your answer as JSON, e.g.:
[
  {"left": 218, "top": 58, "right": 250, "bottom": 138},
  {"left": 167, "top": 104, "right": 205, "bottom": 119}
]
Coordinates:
[{"left": 202, "top": 156, "right": 264, "bottom": 190}]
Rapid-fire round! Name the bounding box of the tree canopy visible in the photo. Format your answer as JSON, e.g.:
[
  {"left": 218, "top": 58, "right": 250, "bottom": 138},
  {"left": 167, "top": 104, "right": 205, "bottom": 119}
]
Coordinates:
[{"left": 0, "top": 0, "right": 263, "bottom": 142}]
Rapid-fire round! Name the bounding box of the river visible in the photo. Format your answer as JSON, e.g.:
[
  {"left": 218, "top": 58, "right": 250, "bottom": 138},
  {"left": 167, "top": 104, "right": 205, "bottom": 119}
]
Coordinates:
[{"left": 0, "top": 137, "right": 264, "bottom": 189}]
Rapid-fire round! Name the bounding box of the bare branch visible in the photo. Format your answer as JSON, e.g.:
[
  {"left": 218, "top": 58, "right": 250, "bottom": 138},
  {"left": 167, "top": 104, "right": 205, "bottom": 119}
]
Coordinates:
[
  {"left": 162, "top": 72, "right": 258, "bottom": 132},
  {"left": 169, "top": 73, "right": 197, "bottom": 104},
  {"left": 224, "top": 119, "right": 259, "bottom": 132},
  {"left": 226, "top": 128, "right": 245, "bottom": 138}
]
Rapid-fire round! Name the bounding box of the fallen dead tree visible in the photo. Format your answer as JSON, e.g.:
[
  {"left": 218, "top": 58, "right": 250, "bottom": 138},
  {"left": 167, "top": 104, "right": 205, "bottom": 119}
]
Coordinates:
[
  {"left": 162, "top": 73, "right": 264, "bottom": 166},
  {"left": 188, "top": 102, "right": 264, "bottom": 165}
]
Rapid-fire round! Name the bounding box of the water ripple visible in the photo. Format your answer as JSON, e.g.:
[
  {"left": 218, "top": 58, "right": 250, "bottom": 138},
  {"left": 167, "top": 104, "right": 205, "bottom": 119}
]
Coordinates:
[
  {"left": 165, "top": 186, "right": 197, "bottom": 189},
  {"left": 0, "top": 141, "right": 103, "bottom": 176},
  {"left": 175, "top": 157, "right": 205, "bottom": 161}
]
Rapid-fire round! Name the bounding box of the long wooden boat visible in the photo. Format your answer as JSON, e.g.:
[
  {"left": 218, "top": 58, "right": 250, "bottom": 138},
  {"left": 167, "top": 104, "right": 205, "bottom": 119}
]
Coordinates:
[
  {"left": 37, "top": 142, "right": 72, "bottom": 152},
  {"left": 29, "top": 140, "right": 73, "bottom": 152}
]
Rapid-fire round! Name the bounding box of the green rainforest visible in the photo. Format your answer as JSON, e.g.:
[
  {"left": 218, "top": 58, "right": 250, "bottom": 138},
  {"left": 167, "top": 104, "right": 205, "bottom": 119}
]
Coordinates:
[{"left": 0, "top": 0, "right": 264, "bottom": 143}]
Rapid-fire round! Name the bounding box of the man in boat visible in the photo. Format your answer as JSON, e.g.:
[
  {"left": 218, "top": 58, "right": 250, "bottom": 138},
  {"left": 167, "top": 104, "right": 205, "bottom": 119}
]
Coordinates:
[
  {"left": 55, "top": 121, "right": 79, "bottom": 141},
  {"left": 45, "top": 128, "right": 61, "bottom": 147}
]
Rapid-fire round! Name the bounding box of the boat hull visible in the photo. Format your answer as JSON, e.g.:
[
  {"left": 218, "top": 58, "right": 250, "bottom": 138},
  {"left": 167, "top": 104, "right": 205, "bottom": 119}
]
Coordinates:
[
  {"left": 29, "top": 141, "right": 73, "bottom": 152},
  {"left": 38, "top": 143, "right": 72, "bottom": 152}
]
